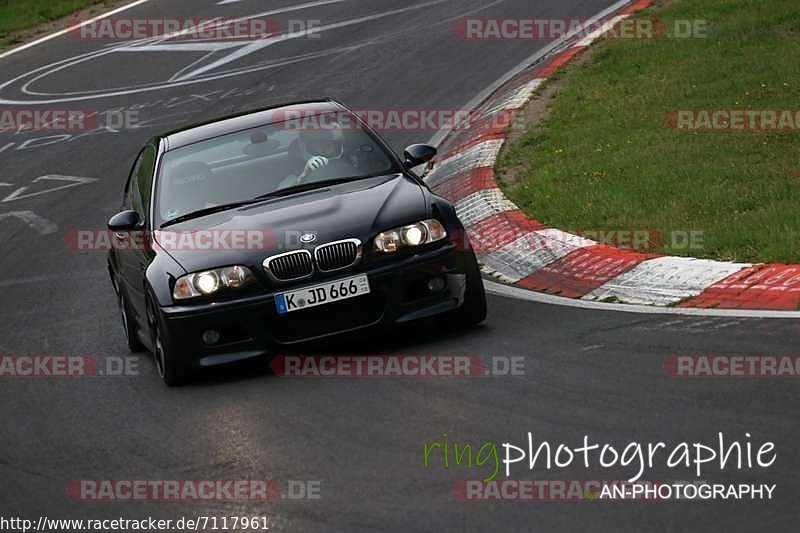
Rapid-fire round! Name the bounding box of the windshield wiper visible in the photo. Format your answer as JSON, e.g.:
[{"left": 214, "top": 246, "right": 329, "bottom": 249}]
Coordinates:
[
  {"left": 160, "top": 200, "right": 259, "bottom": 228},
  {"left": 251, "top": 178, "right": 356, "bottom": 201}
]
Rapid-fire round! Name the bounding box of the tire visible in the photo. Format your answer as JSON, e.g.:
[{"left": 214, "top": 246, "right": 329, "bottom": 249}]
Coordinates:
[
  {"left": 146, "top": 294, "right": 190, "bottom": 387},
  {"left": 115, "top": 281, "right": 144, "bottom": 352},
  {"left": 448, "top": 254, "right": 487, "bottom": 327}
]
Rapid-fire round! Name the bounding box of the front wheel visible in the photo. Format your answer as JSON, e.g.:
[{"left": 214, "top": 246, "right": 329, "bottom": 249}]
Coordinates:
[{"left": 146, "top": 295, "right": 190, "bottom": 387}]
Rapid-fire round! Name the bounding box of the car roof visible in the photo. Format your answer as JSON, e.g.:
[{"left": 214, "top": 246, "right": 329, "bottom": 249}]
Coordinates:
[{"left": 161, "top": 98, "right": 347, "bottom": 151}]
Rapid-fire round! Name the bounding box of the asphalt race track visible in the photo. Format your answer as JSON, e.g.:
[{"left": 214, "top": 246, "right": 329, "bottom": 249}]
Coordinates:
[{"left": 0, "top": 0, "right": 797, "bottom": 531}]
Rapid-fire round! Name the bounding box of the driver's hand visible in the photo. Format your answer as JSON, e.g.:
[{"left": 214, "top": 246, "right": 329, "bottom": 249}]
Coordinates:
[{"left": 303, "top": 156, "right": 329, "bottom": 175}]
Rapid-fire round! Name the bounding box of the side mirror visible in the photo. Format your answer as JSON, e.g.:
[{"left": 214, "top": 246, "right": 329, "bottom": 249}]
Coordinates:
[
  {"left": 108, "top": 210, "right": 142, "bottom": 231},
  {"left": 403, "top": 144, "right": 437, "bottom": 168}
]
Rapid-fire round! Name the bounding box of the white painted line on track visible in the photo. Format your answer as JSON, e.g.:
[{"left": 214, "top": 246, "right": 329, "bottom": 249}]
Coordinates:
[
  {"left": 175, "top": 0, "right": 450, "bottom": 81},
  {"left": 485, "top": 280, "right": 800, "bottom": 318},
  {"left": 0, "top": 0, "right": 152, "bottom": 60},
  {"left": 0, "top": 0, "right": 450, "bottom": 104},
  {"left": 2, "top": 175, "right": 98, "bottom": 203},
  {"left": 117, "top": 42, "right": 246, "bottom": 52}
]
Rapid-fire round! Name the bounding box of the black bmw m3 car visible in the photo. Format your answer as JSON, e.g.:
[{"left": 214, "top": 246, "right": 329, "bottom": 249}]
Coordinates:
[{"left": 107, "top": 99, "right": 486, "bottom": 386}]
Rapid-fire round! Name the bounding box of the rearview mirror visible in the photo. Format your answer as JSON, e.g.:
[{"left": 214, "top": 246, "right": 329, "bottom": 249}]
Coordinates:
[
  {"left": 108, "top": 210, "right": 142, "bottom": 231},
  {"left": 403, "top": 144, "right": 437, "bottom": 168}
]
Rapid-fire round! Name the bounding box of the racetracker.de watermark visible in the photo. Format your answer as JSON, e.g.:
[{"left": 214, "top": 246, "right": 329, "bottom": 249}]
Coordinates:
[
  {"left": 0, "top": 109, "right": 139, "bottom": 133},
  {"left": 64, "top": 229, "right": 279, "bottom": 252},
  {"left": 0, "top": 355, "right": 138, "bottom": 378},
  {"left": 273, "top": 109, "right": 497, "bottom": 132},
  {"left": 454, "top": 228, "right": 705, "bottom": 254},
  {"left": 665, "top": 355, "right": 800, "bottom": 377},
  {"left": 270, "top": 355, "right": 525, "bottom": 377},
  {"left": 665, "top": 109, "right": 800, "bottom": 131},
  {"left": 453, "top": 18, "right": 708, "bottom": 40},
  {"left": 67, "top": 479, "right": 320, "bottom": 501},
  {"left": 69, "top": 18, "right": 322, "bottom": 40}
]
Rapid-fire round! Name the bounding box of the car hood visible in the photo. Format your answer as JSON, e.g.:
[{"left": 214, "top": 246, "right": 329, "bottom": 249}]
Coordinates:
[{"left": 155, "top": 173, "right": 428, "bottom": 274}]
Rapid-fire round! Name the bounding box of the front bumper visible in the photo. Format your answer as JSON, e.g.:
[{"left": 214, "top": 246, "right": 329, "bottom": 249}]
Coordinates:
[{"left": 159, "top": 245, "right": 473, "bottom": 368}]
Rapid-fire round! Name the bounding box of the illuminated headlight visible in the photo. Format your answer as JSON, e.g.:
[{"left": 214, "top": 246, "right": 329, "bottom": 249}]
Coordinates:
[
  {"left": 195, "top": 272, "right": 220, "bottom": 294},
  {"left": 173, "top": 266, "right": 255, "bottom": 301},
  {"left": 402, "top": 224, "right": 427, "bottom": 246},
  {"left": 374, "top": 219, "right": 447, "bottom": 253}
]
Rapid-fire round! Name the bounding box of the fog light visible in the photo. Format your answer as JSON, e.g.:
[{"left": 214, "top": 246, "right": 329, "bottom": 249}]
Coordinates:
[
  {"left": 427, "top": 277, "right": 446, "bottom": 292},
  {"left": 202, "top": 330, "right": 221, "bottom": 345}
]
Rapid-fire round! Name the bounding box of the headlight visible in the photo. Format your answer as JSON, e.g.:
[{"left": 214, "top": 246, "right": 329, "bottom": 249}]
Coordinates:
[
  {"left": 173, "top": 265, "right": 255, "bottom": 301},
  {"left": 195, "top": 272, "right": 220, "bottom": 295},
  {"left": 373, "top": 219, "right": 448, "bottom": 253}
]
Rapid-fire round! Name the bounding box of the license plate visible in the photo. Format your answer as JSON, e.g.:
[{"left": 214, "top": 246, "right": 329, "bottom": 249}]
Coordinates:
[{"left": 275, "top": 274, "right": 370, "bottom": 314}]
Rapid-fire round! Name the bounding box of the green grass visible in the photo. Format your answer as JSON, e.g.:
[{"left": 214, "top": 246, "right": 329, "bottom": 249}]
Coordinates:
[
  {"left": 497, "top": 0, "right": 800, "bottom": 263},
  {"left": 0, "top": 0, "right": 106, "bottom": 44}
]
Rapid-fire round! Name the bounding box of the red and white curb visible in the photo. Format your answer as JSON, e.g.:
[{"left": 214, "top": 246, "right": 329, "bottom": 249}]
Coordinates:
[{"left": 426, "top": 0, "right": 800, "bottom": 312}]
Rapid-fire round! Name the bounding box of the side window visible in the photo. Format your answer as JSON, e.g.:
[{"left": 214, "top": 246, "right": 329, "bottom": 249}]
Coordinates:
[{"left": 129, "top": 145, "right": 157, "bottom": 218}]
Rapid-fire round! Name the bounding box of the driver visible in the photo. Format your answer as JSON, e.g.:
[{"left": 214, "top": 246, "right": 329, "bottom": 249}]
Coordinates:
[{"left": 282, "top": 124, "right": 346, "bottom": 187}]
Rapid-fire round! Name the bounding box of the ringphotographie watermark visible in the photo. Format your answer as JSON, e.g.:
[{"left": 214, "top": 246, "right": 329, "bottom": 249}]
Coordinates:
[
  {"left": 423, "top": 432, "right": 776, "bottom": 483},
  {"left": 453, "top": 479, "right": 659, "bottom": 501},
  {"left": 452, "top": 479, "right": 774, "bottom": 501}
]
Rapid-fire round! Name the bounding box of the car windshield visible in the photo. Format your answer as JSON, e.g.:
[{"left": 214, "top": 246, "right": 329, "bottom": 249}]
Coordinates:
[{"left": 156, "top": 112, "right": 400, "bottom": 226}]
